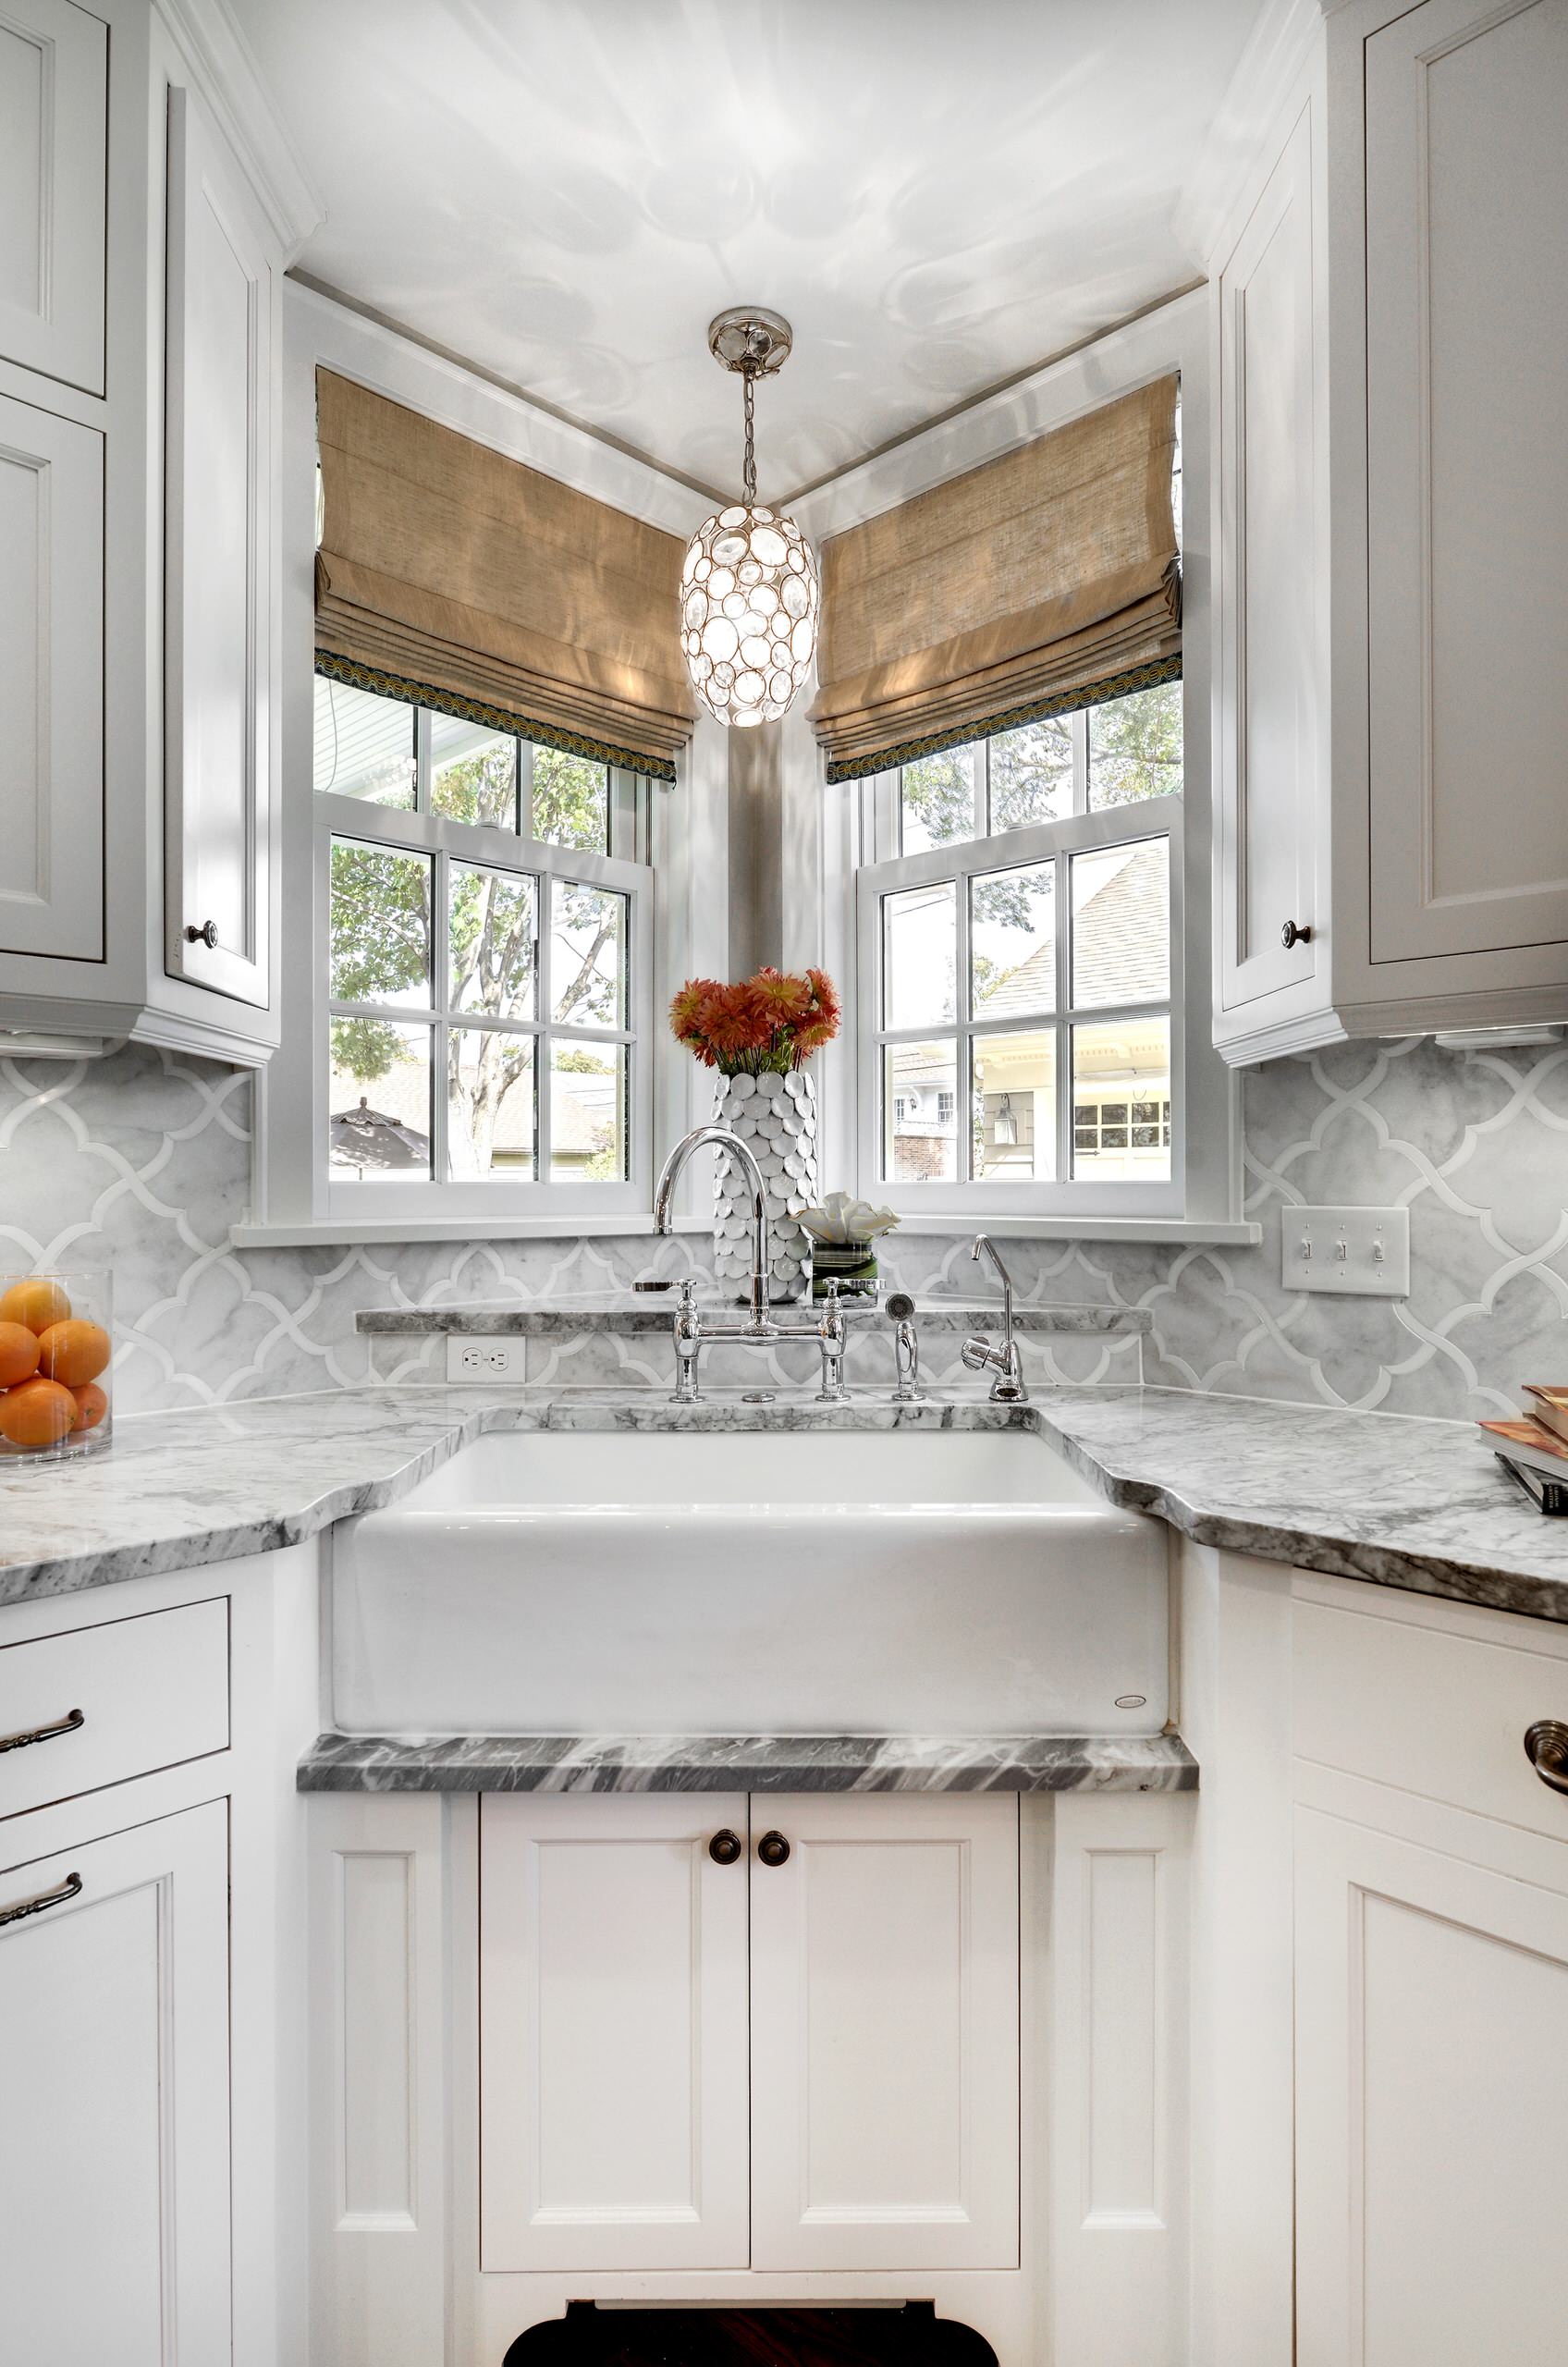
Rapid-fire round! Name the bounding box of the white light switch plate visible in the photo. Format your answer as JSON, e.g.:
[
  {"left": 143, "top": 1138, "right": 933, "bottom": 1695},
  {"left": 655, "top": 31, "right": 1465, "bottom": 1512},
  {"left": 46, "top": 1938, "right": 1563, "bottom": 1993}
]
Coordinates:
[
  {"left": 1283, "top": 1206, "right": 1410, "bottom": 1298},
  {"left": 445, "top": 1334, "right": 527, "bottom": 1382}
]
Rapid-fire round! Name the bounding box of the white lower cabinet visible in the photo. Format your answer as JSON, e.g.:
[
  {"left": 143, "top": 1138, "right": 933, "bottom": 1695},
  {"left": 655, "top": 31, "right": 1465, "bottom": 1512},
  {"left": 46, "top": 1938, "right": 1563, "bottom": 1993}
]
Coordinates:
[
  {"left": 0, "top": 1797, "right": 232, "bottom": 2364},
  {"left": 478, "top": 1791, "right": 1021, "bottom": 2279},
  {"left": 1290, "top": 1574, "right": 1568, "bottom": 2366},
  {"left": 1294, "top": 1800, "right": 1568, "bottom": 2366}
]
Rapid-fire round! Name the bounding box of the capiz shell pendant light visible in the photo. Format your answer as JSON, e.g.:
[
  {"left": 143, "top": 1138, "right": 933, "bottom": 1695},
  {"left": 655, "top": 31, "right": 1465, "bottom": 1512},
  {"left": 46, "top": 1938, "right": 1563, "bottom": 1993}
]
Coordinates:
[{"left": 680, "top": 307, "right": 819, "bottom": 729}]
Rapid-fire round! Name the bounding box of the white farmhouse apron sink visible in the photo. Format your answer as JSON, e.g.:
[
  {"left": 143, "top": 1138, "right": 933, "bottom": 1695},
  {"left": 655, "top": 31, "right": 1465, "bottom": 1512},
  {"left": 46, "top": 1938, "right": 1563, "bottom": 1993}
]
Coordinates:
[{"left": 329, "top": 1428, "right": 1168, "bottom": 1736}]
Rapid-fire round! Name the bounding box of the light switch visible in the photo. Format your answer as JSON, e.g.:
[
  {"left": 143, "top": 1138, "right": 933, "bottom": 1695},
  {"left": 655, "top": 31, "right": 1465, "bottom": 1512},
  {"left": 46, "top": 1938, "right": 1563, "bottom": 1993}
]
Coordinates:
[{"left": 1282, "top": 1206, "right": 1410, "bottom": 1298}]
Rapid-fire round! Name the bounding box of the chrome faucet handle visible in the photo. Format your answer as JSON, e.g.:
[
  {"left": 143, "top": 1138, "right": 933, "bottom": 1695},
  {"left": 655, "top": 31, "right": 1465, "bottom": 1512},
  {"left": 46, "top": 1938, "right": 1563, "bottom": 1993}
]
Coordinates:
[
  {"left": 671, "top": 1277, "right": 703, "bottom": 1405},
  {"left": 815, "top": 1281, "right": 851, "bottom": 1403}
]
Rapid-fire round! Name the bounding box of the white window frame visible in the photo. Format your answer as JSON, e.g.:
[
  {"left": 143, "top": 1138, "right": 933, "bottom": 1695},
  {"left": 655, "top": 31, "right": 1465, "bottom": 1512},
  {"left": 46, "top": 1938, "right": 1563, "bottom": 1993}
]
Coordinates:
[
  {"left": 855, "top": 699, "right": 1186, "bottom": 1220},
  {"left": 788, "top": 288, "right": 1247, "bottom": 1244},
  {"left": 246, "top": 279, "right": 731, "bottom": 1246},
  {"left": 316, "top": 705, "right": 654, "bottom": 1229}
]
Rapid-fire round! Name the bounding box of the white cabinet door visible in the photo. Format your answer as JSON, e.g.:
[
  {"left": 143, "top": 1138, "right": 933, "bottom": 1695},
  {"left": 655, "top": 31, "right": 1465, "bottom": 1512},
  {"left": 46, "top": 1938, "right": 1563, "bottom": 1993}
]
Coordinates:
[
  {"left": 0, "top": 389, "right": 104, "bottom": 960},
  {"left": 1366, "top": 0, "right": 1568, "bottom": 964},
  {"left": 1215, "top": 100, "right": 1322, "bottom": 1017},
  {"left": 164, "top": 85, "right": 274, "bottom": 1010},
  {"left": 0, "top": 0, "right": 106, "bottom": 394},
  {"left": 0, "top": 1799, "right": 232, "bottom": 2364},
  {"left": 478, "top": 1792, "right": 751, "bottom": 2273},
  {"left": 749, "top": 1792, "right": 1020, "bottom": 2273},
  {"left": 1295, "top": 1802, "right": 1568, "bottom": 2366}
]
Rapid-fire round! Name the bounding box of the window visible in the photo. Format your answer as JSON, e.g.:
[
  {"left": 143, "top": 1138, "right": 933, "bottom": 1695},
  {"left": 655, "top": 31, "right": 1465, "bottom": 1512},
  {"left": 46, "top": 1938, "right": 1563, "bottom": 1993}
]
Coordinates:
[
  {"left": 314, "top": 670, "right": 653, "bottom": 1216},
  {"left": 857, "top": 680, "right": 1184, "bottom": 1216}
]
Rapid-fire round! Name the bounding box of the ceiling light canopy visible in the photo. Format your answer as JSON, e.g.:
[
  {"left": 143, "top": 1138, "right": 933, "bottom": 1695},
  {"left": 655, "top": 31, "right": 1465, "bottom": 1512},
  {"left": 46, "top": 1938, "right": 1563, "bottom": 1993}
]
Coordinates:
[{"left": 680, "top": 308, "right": 818, "bottom": 730}]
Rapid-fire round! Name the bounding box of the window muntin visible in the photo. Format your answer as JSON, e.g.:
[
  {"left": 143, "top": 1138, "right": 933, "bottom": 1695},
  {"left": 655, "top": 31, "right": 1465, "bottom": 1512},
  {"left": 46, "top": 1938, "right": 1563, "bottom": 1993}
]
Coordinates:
[
  {"left": 317, "top": 676, "right": 647, "bottom": 1206},
  {"left": 861, "top": 681, "right": 1181, "bottom": 1208}
]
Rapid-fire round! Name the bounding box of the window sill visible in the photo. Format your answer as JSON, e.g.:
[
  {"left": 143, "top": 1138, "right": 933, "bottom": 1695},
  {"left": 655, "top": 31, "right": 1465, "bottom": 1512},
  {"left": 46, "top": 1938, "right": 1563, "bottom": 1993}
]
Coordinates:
[
  {"left": 885, "top": 1215, "right": 1262, "bottom": 1245},
  {"left": 229, "top": 1214, "right": 712, "bottom": 1247}
]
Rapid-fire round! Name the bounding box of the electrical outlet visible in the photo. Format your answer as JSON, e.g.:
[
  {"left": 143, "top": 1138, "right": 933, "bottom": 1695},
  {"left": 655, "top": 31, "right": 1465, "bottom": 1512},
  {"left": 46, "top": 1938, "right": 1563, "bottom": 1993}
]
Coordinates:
[
  {"left": 445, "top": 1334, "right": 526, "bottom": 1383},
  {"left": 1282, "top": 1206, "right": 1410, "bottom": 1298}
]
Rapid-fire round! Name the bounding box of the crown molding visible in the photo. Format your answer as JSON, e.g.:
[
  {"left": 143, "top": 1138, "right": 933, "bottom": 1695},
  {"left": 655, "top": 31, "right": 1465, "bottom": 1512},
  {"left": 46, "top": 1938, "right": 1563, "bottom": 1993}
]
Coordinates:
[
  {"left": 155, "top": 0, "right": 325, "bottom": 258},
  {"left": 1172, "top": 0, "right": 1325, "bottom": 266}
]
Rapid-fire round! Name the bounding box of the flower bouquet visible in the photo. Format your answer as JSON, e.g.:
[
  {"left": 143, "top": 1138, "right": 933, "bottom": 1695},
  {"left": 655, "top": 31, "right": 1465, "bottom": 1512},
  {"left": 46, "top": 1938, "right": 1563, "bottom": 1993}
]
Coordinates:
[{"left": 668, "top": 968, "right": 841, "bottom": 1300}]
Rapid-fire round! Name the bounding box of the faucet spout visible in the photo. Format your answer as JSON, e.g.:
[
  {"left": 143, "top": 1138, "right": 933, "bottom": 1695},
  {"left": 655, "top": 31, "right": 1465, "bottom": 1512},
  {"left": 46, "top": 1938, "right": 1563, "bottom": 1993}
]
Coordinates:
[
  {"left": 654, "top": 1124, "right": 772, "bottom": 1329},
  {"left": 962, "top": 1233, "right": 1027, "bottom": 1403}
]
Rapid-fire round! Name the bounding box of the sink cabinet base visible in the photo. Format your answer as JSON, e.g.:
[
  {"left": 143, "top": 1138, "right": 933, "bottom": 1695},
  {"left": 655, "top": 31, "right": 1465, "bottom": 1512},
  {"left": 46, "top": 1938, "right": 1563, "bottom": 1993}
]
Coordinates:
[{"left": 308, "top": 1787, "right": 1193, "bottom": 2367}]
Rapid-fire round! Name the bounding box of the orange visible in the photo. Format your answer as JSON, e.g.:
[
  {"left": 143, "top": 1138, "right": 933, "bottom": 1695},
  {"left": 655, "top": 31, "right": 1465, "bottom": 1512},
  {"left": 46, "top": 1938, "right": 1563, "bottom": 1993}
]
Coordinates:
[
  {"left": 0, "top": 1377, "right": 79, "bottom": 1448},
  {"left": 70, "top": 1380, "right": 108, "bottom": 1432},
  {"left": 0, "top": 1321, "right": 41, "bottom": 1387},
  {"left": 36, "top": 1318, "right": 111, "bottom": 1388},
  {"left": 0, "top": 1278, "right": 71, "bottom": 1334}
]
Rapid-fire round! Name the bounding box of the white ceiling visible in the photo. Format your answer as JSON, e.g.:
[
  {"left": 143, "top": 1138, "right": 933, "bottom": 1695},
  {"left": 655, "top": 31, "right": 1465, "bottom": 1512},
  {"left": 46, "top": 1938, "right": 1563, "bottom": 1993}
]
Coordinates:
[{"left": 236, "top": 0, "right": 1265, "bottom": 499}]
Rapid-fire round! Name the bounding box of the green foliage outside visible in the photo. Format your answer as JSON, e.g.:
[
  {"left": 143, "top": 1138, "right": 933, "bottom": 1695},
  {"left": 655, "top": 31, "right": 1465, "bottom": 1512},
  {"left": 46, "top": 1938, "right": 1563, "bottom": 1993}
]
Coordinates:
[{"left": 329, "top": 733, "right": 622, "bottom": 1179}]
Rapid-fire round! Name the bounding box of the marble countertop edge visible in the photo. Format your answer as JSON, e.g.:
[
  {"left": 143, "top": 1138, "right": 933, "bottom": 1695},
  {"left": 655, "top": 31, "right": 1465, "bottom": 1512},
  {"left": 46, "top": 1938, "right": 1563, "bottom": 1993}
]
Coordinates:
[
  {"left": 355, "top": 1297, "right": 1152, "bottom": 1337},
  {"left": 295, "top": 1729, "right": 1200, "bottom": 1795}
]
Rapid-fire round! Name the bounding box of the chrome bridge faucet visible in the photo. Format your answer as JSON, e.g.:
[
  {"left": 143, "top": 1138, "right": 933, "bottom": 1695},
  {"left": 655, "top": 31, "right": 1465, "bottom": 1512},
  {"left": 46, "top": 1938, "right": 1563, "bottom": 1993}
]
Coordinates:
[
  {"left": 654, "top": 1123, "right": 850, "bottom": 1404},
  {"left": 962, "top": 1233, "right": 1028, "bottom": 1403}
]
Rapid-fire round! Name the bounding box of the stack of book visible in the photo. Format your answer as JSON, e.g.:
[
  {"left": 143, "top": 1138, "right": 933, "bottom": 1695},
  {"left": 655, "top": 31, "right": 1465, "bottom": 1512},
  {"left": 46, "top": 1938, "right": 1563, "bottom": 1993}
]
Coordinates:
[{"left": 1481, "top": 1386, "right": 1568, "bottom": 1513}]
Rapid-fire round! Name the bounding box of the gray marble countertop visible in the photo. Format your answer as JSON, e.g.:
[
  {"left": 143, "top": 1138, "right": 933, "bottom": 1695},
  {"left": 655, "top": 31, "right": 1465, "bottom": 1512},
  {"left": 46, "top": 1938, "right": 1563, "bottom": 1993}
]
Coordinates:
[
  {"left": 297, "top": 1730, "right": 1198, "bottom": 1795},
  {"left": 355, "top": 1294, "right": 1152, "bottom": 1337},
  {"left": 4, "top": 1382, "right": 1568, "bottom": 1626}
]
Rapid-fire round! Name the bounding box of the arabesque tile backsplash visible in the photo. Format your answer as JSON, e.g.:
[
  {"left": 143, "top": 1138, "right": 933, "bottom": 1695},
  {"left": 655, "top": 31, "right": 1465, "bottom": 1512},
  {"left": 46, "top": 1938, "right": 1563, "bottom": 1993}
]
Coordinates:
[{"left": 2, "top": 1035, "right": 1565, "bottom": 1422}]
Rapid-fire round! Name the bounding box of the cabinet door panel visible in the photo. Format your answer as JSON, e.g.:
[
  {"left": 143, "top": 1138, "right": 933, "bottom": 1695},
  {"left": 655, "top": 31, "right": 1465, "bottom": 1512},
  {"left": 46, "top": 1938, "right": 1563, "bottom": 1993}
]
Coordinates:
[
  {"left": 0, "top": 0, "right": 106, "bottom": 393},
  {"left": 0, "top": 1800, "right": 231, "bottom": 2363},
  {"left": 1216, "top": 103, "right": 1320, "bottom": 1012},
  {"left": 0, "top": 390, "right": 103, "bottom": 960},
  {"left": 1366, "top": 0, "right": 1568, "bottom": 962},
  {"left": 749, "top": 1792, "right": 1019, "bottom": 2273},
  {"left": 165, "top": 86, "right": 273, "bottom": 1009},
  {"left": 1295, "top": 1804, "right": 1568, "bottom": 2365},
  {"left": 479, "top": 1793, "right": 751, "bottom": 2272}
]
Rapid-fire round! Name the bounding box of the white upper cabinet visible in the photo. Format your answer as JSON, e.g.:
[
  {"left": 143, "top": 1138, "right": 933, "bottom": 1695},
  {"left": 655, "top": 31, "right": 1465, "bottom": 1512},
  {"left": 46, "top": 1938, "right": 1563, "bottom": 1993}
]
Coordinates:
[
  {"left": 1210, "top": 0, "right": 1568, "bottom": 1061},
  {"left": 0, "top": 391, "right": 104, "bottom": 963},
  {"left": 0, "top": 0, "right": 107, "bottom": 396},
  {"left": 1215, "top": 99, "right": 1323, "bottom": 1024},
  {"left": 1364, "top": 0, "right": 1568, "bottom": 966},
  {"left": 165, "top": 84, "right": 274, "bottom": 1012}
]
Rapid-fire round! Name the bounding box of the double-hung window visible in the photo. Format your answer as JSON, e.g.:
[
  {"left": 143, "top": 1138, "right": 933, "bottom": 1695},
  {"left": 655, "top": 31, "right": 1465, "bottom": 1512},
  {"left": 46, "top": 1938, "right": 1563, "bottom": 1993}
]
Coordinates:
[
  {"left": 314, "top": 669, "right": 654, "bottom": 1221},
  {"left": 855, "top": 679, "right": 1184, "bottom": 1220}
]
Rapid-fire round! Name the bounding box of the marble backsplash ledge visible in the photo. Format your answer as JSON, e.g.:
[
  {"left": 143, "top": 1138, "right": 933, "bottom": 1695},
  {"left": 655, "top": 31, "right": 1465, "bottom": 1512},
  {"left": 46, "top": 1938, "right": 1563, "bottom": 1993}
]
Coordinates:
[{"left": 2, "top": 1034, "right": 1567, "bottom": 1420}]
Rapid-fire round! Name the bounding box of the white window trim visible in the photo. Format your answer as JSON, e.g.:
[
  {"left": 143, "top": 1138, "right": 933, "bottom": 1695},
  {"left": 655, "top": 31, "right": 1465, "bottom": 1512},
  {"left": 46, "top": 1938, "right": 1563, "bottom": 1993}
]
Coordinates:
[
  {"left": 316, "top": 754, "right": 653, "bottom": 1228},
  {"left": 856, "top": 748, "right": 1185, "bottom": 1221},
  {"left": 780, "top": 284, "right": 1252, "bottom": 1245},
  {"left": 245, "top": 280, "right": 731, "bottom": 1245}
]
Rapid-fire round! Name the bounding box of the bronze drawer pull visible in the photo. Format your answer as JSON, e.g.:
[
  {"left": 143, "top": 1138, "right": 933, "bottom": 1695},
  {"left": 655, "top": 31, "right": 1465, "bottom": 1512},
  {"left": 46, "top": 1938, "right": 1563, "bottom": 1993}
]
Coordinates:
[
  {"left": 0, "top": 1871, "right": 82, "bottom": 1930},
  {"left": 0, "top": 1707, "right": 84, "bottom": 1754},
  {"left": 707, "top": 1829, "right": 742, "bottom": 1865},
  {"left": 756, "top": 1830, "right": 791, "bottom": 1868},
  {"left": 1525, "top": 1720, "right": 1568, "bottom": 1797}
]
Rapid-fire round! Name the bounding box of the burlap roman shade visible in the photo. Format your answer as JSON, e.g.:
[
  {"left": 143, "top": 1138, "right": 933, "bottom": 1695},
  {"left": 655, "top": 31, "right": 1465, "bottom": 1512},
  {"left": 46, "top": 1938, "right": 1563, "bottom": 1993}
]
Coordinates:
[
  {"left": 314, "top": 371, "right": 696, "bottom": 779},
  {"left": 809, "top": 375, "right": 1181, "bottom": 780}
]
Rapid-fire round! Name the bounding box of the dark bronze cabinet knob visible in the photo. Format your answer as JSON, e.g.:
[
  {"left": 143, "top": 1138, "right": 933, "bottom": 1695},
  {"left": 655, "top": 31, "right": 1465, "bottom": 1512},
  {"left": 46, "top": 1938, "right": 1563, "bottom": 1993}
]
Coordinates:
[
  {"left": 1525, "top": 1721, "right": 1568, "bottom": 1797},
  {"left": 1280, "top": 920, "right": 1312, "bottom": 950},
  {"left": 707, "top": 1829, "right": 742, "bottom": 1865},
  {"left": 756, "top": 1830, "right": 790, "bottom": 1868},
  {"left": 184, "top": 919, "right": 219, "bottom": 950}
]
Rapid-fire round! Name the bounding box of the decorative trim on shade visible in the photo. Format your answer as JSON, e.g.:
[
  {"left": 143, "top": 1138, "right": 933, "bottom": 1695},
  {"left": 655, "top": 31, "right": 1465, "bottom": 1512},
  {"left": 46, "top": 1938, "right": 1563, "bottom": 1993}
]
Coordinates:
[
  {"left": 312, "top": 651, "right": 678, "bottom": 782},
  {"left": 313, "top": 369, "right": 696, "bottom": 775},
  {"left": 809, "top": 374, "right": 1181, "bottom": 778},
  {"left": 823, "top": 653, "right": 1184, "bottom": 784}
]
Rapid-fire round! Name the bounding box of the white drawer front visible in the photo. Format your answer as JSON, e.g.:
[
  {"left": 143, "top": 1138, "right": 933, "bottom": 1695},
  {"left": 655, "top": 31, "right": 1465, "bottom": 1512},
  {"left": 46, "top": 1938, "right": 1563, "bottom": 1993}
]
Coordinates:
[
  {"left": 0, "top": 1597, "right": 229, "bottom": 1820},
  {"left": 1293, "top": 1590, "right": 1568, "bottom": 1844}
]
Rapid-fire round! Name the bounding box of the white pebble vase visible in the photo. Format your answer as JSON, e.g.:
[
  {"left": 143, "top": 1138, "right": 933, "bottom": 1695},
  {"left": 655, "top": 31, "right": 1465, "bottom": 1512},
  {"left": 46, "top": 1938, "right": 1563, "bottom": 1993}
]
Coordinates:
[{"left": 712, "top": 1068, "right": 818, "bottom": 1305}]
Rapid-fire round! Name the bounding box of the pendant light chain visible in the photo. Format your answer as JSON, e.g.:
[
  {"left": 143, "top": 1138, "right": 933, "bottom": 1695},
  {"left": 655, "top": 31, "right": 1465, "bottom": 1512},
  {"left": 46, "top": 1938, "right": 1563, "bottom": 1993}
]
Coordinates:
[{"left": 741, "top": 364, "right": 757, "bottom": 504}]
